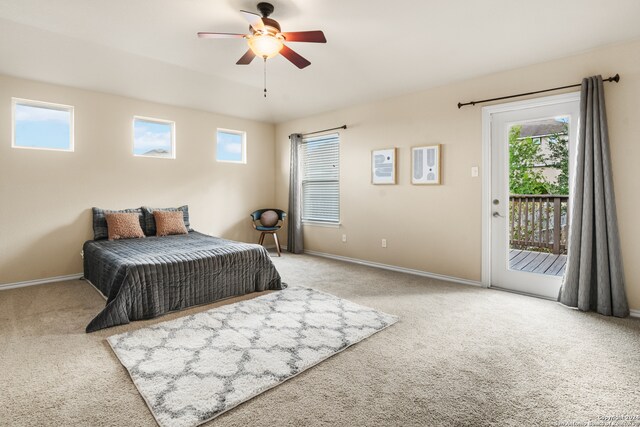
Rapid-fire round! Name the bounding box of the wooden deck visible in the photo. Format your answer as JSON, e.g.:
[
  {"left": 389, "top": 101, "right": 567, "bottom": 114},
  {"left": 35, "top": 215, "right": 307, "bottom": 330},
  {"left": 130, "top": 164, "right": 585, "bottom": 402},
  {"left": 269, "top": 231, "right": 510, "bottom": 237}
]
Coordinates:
[{"left": 509, "top": 249, "right": 567, "bottom": 276}]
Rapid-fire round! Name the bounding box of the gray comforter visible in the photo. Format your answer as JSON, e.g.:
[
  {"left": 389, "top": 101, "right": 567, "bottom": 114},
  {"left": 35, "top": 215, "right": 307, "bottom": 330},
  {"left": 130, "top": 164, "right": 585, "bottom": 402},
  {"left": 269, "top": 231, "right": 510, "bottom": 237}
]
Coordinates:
[{"left": 83, "top": 232, "right": 283, "bottom": 332}]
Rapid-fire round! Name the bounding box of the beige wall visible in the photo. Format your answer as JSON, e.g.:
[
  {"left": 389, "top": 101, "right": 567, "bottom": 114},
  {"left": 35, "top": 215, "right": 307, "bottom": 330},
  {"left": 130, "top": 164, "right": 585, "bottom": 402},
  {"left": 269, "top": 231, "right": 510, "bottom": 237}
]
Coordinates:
[
  {"left": 275, "top": 39, "right": 640, "bottom": 310},
  {"left": 2, "top": 40, "right": 639, "bottom": 311},
  {"left": 0, "top": 75, "right": 275, "bottom": 284}
]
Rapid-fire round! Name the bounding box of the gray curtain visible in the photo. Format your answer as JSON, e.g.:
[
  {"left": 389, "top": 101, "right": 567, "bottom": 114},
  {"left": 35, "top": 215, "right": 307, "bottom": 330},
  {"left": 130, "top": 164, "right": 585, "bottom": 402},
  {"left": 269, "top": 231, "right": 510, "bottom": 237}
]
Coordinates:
[
  {"left": 558, "top": 75, "right": 629, "bottom": 317},
  {"left": 287, "top": 133, "right": 304, "bottom": 253}
]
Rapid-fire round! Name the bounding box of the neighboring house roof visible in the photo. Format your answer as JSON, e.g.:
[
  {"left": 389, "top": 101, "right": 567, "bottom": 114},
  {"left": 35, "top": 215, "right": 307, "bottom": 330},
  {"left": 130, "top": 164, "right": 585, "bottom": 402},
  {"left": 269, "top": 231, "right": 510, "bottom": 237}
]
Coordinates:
[{"left": 519, "top": 119, "right": 567, "bottom": 138}]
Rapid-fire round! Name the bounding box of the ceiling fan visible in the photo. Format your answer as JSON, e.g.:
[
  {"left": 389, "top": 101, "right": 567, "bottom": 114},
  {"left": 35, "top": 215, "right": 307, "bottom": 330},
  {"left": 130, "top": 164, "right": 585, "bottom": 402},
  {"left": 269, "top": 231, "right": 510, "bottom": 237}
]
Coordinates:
[{"left": 197, "top": 2, "right": 327, "bottom": 69}]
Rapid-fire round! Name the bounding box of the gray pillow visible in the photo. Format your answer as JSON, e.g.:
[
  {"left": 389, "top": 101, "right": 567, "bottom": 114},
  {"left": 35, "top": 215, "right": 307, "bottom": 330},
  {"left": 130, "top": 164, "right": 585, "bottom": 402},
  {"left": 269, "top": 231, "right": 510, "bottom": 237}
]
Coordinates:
[
  {"left": 142, "top": 205, "right": 191, "bottom": 236},
  {"left": 92, "top": 207, "right": 144, "bottom": 240}
]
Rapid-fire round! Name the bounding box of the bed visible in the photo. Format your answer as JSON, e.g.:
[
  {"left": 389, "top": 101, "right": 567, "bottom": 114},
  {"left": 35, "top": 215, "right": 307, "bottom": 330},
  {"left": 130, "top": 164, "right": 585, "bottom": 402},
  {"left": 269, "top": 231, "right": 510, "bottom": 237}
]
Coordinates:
[{"left": 83, "top": 231, "right": 283, "bottom": 332}]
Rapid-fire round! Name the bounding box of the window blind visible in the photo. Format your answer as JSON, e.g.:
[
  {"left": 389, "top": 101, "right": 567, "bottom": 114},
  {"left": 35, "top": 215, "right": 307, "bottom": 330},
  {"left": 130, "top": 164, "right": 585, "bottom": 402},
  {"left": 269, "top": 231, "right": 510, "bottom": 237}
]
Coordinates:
[{"left": 300, "top": 133, "right": 340, "bottom": 223}]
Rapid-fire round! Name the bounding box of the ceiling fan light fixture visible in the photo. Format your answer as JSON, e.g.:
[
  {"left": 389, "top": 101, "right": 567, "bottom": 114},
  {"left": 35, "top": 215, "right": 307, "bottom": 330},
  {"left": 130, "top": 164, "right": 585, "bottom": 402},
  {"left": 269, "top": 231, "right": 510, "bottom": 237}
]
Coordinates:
[
  {"left": 248, "top": 33, "right": 283, "bottom": 59},
  {"left": 198, "top": 2, "right": 325, "bottom": 71}
]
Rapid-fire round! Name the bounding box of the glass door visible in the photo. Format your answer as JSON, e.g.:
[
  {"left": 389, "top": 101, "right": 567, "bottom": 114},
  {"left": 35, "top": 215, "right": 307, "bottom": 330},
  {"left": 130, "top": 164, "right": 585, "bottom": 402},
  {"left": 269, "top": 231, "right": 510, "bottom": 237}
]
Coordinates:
[{"left": 490, "top": 96, "right": 579, "bottom": 298}]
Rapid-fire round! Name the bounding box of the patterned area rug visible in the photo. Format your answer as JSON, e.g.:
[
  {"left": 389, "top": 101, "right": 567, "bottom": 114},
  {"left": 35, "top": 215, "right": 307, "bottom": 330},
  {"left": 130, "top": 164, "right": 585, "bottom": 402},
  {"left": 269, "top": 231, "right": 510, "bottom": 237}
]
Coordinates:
[{"left": 108, "top": 286, "right": 398, "bottom": 427}]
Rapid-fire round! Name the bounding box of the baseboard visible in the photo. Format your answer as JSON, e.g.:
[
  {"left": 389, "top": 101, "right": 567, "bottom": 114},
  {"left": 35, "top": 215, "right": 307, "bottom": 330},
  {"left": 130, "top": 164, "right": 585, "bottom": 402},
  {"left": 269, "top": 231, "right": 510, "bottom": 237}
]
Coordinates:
[
  {"left": 289, "top": 249, "right": 640, "bottom": 315},
  {"left": 302, "top": 249, "right": 483, "bottom": 288},
  {"left": 0, "top": 273, "right": 83, "bottom": 291}
]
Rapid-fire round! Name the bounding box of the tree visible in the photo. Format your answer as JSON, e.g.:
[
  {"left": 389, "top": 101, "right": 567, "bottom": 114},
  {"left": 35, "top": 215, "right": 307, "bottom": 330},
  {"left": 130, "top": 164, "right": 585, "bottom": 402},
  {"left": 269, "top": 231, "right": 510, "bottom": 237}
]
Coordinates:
[
  {"left": 509, "top": 125, "right": 550, "bottom": 194},
  {"left": 545, "top": 123, "right": 569, "bottom": 195}
]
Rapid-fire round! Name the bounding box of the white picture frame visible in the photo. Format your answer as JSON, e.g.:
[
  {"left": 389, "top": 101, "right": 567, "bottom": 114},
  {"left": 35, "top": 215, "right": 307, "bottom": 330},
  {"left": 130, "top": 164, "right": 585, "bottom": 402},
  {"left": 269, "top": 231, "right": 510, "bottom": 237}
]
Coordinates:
[
  {"left": 411, "top": 144, "right": 441, "bottom": 185},
  {"left": 371, "top": 148, "right": 397, "bottom": 185}
]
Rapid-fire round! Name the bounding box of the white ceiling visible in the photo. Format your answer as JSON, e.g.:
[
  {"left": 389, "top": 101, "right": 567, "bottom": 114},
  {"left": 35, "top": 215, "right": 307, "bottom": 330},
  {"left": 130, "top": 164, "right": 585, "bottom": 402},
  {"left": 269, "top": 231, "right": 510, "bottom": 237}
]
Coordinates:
[{"left": 0, "top": 0, "right": 639, "bottom": 123}]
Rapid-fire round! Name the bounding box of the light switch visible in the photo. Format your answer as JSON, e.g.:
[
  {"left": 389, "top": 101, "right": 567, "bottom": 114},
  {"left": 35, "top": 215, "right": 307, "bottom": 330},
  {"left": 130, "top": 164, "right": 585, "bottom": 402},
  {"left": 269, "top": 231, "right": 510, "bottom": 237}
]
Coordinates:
[{"left": 471, "top": 166, "right": 479, "bottom": 177}]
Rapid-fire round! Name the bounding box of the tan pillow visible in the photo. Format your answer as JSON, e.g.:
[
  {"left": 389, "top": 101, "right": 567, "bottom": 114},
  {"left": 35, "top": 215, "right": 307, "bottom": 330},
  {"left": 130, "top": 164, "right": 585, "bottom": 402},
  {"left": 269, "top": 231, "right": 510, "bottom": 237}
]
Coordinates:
[
  {"left": 154, "top": 210, "right": 188, "bottom": 237},
  {"left": 105, "top": 212, "right": 146, "bottom": 241},
  {"left": 260, "top": 210, "right": 279, "bottom": 227}
]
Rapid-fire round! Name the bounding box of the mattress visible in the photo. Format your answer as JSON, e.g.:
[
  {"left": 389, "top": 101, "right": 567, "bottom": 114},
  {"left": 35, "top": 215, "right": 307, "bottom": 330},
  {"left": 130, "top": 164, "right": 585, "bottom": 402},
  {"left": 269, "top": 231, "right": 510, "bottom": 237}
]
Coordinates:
[{"left": 83, "top": 231, "right": 283, "bottom": 332}]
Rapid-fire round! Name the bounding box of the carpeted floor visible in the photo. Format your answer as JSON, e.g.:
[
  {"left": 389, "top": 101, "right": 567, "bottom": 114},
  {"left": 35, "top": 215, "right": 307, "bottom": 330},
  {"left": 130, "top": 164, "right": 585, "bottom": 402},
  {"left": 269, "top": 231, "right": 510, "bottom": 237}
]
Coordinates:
[{"left": 1, "top": 253, "right": 639, "bottom": 426}]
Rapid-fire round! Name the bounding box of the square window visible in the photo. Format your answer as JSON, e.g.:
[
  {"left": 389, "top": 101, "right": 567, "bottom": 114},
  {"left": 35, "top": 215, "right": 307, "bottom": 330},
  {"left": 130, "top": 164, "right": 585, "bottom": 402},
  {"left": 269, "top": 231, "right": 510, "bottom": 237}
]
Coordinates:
[
  {"left": 133, "top": 117, "right": 175, "bottom": 158},
  {"left": 216, "top": 129, "right": 246, "bottom": 163},
  {"left": 12, "top": 98, "right": 73, "bottom": 151}
]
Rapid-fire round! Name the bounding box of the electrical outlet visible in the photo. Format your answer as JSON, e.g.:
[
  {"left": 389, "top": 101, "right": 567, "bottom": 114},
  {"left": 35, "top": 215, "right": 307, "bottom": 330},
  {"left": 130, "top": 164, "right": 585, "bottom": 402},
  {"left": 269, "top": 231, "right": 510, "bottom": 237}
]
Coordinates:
[
  {"left": 471, "top": 166, "right": 479, "bottom": 177},
  {"left": 342, "top": 234, "right": 347, "bottom": 243},
  {"left": 381, "top": 238, "right": 387, "bottom": 248}
]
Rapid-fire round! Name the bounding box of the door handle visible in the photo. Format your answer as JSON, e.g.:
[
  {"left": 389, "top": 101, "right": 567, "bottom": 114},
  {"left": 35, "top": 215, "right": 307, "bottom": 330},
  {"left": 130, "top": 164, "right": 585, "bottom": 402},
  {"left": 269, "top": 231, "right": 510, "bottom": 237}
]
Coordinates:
[{"left": 492, "top": 211, "right": 504, "bottom": 218}]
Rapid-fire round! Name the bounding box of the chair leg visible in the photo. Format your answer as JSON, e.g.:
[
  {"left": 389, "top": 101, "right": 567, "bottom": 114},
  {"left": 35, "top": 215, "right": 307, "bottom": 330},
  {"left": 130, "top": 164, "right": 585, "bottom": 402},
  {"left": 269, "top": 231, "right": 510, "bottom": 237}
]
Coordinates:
[
  {"left": 273, "top": 233, "right": 281, "bottom": 257},
  {"left": 259, "top": 232, "right": 265, "bottom": 245}
]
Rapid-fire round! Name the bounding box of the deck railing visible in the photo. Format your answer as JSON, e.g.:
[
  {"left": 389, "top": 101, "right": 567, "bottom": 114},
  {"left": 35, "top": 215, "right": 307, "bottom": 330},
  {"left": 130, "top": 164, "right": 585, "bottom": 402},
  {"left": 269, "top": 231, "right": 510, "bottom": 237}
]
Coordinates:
[{"left": 509, "top": 195, "right": 569, "bottom": 255}]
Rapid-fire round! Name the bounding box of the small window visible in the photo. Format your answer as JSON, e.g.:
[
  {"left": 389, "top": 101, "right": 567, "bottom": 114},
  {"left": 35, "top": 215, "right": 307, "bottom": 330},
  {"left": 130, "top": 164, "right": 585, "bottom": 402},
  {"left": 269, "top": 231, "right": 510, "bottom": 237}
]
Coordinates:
[
  {"left": 301, "top": 133, "right": 340, "bottom": 224},
  {"left": 133, "top": 116, "right": 175, "bottom": 158},
  {"left": 12, "top": 98, "right": 74, "bottom": 151},
  {"left": 216, "top": 129, "right": 246, "bottom": 163}
]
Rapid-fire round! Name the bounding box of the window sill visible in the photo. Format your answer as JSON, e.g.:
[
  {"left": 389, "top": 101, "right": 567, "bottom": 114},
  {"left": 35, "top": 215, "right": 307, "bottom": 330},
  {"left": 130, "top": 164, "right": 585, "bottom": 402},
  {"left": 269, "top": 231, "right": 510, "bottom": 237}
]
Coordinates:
[
  {"left": 216, "top": 160, "right": 246, "bottom": 164},
  {"left": 302, "top": 221, "right": 341, "bottom": 228}
]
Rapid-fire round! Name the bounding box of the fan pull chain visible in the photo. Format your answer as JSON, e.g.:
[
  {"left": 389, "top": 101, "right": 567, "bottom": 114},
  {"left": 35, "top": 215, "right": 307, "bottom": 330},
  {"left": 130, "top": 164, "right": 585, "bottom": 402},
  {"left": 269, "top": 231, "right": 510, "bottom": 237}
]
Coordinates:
[{"left": 263, "top": 58, "right": 267, "bottom": 98}]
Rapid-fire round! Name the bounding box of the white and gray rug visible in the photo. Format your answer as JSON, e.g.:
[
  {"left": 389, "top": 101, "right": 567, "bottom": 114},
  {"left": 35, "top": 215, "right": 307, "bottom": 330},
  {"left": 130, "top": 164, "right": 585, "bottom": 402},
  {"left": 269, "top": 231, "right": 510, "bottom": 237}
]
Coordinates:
[{"left": 108, "top": 286, "right": 398, "bottom": 427}]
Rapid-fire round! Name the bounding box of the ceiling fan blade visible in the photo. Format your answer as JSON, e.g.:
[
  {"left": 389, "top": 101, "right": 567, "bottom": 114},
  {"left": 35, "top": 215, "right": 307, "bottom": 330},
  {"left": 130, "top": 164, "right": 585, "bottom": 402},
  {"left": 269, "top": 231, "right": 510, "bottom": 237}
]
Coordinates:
[
  {"left": 282, "top": 31, "right": 327, "bottom": 43},
  {"left": 236, "top": 49, "right": 256, "bottom": 65},
  {"left": 240, "top": 10, "right": 265, "bottom": 32},
  {"left": 197, "top": 32, "right": 246, "bottom": 39},
  {"left": 280, "top": 45, "right": 311, "bottom": 69}
]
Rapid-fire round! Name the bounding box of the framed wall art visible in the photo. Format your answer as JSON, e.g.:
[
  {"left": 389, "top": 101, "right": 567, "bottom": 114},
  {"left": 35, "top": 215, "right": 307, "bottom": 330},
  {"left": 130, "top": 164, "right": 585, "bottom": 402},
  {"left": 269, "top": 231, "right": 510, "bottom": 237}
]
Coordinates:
[
  {"left": 371, "top": 148, "right": 397, "bottom": 185},
  {"left": 411, "top": 144, "right": 441, "bottom": 185}
]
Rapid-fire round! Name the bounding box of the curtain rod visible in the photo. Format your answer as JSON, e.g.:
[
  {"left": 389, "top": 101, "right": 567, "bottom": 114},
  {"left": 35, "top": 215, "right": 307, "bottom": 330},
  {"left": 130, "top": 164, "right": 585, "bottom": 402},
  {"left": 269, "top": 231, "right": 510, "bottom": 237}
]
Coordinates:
[
  {"left": 457, "top": 74, "right": 620, "bottom": 109},
  {"left": 289, "top": 125, "right": 347, "bottom": 139}
]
